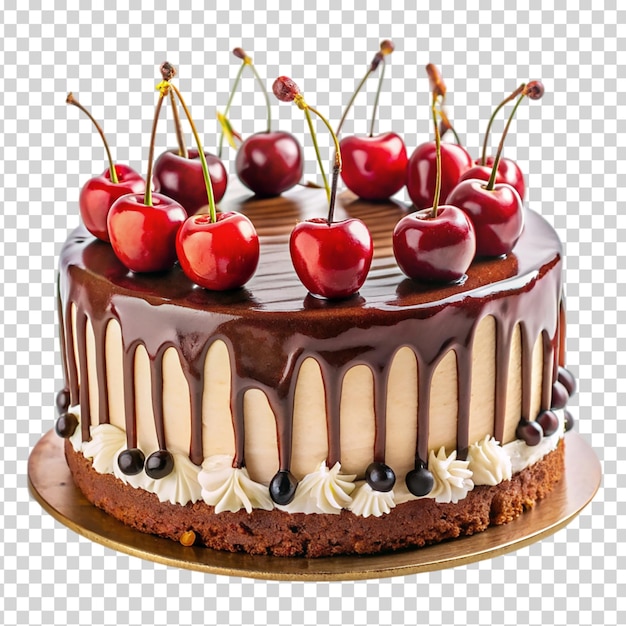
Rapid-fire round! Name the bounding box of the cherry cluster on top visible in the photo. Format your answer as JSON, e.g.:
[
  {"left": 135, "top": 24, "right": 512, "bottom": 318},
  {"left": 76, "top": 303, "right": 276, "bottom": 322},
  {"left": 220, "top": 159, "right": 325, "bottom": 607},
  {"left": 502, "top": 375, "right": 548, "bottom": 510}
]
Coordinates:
[{"left": 68, "top": 47, "right": 544, "bottom": 300}]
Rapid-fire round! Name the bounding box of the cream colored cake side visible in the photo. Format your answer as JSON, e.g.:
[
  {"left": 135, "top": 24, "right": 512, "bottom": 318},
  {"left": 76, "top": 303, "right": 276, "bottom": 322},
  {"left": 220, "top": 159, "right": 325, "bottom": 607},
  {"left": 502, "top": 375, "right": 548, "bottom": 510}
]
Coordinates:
[{"left": 72, "top": 306, "right": 547, "bottom": 485}]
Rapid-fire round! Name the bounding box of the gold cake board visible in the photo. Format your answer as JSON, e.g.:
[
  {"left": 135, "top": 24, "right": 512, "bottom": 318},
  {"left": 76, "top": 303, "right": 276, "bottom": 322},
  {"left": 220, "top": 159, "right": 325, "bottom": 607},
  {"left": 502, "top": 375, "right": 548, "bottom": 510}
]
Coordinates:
[{"left": 28, "top": 429, "right": 600, "bottom": 581}]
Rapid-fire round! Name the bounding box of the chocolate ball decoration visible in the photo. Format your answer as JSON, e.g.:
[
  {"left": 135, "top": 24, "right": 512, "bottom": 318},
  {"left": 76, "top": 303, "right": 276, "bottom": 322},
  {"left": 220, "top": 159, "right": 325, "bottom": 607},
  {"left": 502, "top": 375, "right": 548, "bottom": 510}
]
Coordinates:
[
  {"left": 145, "top": 449, "right": 175, "bottom": 479},
  {"left": 405, "top": 462, "right": 434, "bottom": 497},
  {"left": 55, "top": 388, "right": 71, "bottom": 414},
  {"left": 117, "top": 448, "right": 146, "bottom": 476},
  {"left": 551, "top": 380, "right": 569, "bottom": 410},
  {"left": 536, "top": 409, "right": 559, "bottom": 437},
  {"left": 564, "top": 409, "right": 576, "bottom": 432},
  {"left": 269, "top": 469, "right": 298, "bottom": 505},
  {"left": 557, "top": 366, "right": 577, "bottom": 397},
  {"left": 55, "top": 412, "right": 79, "bottom": 438},
  {"left": 516, "top": 419, "right": 543, "bottom": 446},
  {"left": 365, "top": 461, "right": 396, "bottom": 492}
]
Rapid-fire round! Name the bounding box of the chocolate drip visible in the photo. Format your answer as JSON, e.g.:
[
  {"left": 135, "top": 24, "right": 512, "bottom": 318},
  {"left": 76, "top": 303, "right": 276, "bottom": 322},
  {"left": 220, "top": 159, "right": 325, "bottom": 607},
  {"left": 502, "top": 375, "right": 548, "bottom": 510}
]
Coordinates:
[
  {"left": 373, "top": 363, "right": 390, "bottom": 464},
  {"left": 58, "top": 188, "right": 563, "bottom": 480},
  {"left": 519, "top": 323, "right": 535, "bottom": 422},
  {"left": 93, "top": 319, "right": 109, "bottom": 424},
  {"left": 271, "top": 397, "right": 291, "bottom": 472},
  {"left": 231, "top": 386, "right": 246, "bottom": 469},
  {"left": 75, "top": 310, "right": 91, "bottom": 442},
  {"left": 64, "top": 304, "right": 79, "bottom": 408},
  {"left": 122, "top": 342, "right": 139, "bottom": 449},
  {"left": 187, "top": 376, "right": 204, "bottom": 466},
  {"left": 56, "top": 275, "right": 70, "bottom": 391},
  {"left": 416, "top": 364, "right": 433, "bottom": 465},
  {"left": 150, "top": 348, "right": 166, "bottom": 450},
  {"left": 541, "top": 330, "right": 556, "bottom": 410},
  {"left": 319, "top": 360, "right": 344, "bottom": 469},
  {"left": 493, "top": 320, "right": 513, "bottom": 444},
  {"left": 455, "top": 346, "right": 473, "bottom": 459},
  {"left": 558, "top": 296, "right": 566, "bottom": 368}
]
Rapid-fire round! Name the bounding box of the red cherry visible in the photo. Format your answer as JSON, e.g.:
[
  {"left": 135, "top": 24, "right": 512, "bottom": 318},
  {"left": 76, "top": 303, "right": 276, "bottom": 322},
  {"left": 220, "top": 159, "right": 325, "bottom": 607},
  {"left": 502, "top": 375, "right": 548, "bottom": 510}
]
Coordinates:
[
  {"left": 335, "top": 41, "right": 404, "bottom": 201},
  {"left": 392, "top": 205, "right": 476, "bottom": 283},
  {"left": 477, "top": 81, "right": 544, "bottom": 203},
  {"left": 446, "top": 179, "right": 524, "bottom": 257},
  {"left": 483, "top": 156, "right": 525, "bottom": 201},
  {"left": 153, "top": 148, "right": 227, "bottom": 215},
  {"left": 458, "top": 163, "right": 505, "bottom": 189},
  {"left": 79, "top": 164, "right": 145, "bottom": 242},
  {"left": 107, "top": 192, "right": 186, "bottom": 273},
  {"left": 66, "top": 92, "right": 146, "bottom": 242},
  {"left": 235, "top": 131, "right": 304, "bottom": 197},
  {"left": 339, "top": 132, "right": 408, "bottom": 201},
  {"left": 406, "top": 142, "right": 472, "bottom": 209},
  {"left": 289, "top": 217, "right": 373, "bottom": 299},
  {"left": 176, "top": 211, "right": 260, "bottom": 290},
  {"left": 219, "top": 50, "right": 303, "bottom": 197},
  {"left": 461, "top": 158, "right": 525, "bottom": 201},
  {"left": 274, "top": 75, "right": 373, "bottom": 299}
]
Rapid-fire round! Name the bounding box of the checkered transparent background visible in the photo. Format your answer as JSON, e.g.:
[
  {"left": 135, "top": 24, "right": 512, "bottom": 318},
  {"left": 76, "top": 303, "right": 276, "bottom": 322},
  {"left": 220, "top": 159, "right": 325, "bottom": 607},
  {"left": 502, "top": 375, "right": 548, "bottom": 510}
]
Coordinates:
[{"left": 1, "top": 1, "right": 624, "bottom": 625}]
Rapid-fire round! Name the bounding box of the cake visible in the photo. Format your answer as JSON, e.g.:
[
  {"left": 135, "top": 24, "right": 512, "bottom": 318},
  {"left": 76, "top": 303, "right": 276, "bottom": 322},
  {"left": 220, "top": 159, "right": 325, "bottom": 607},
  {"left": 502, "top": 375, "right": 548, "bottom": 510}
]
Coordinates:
[{"left": 54, "top": 183, "right": 577, "bottom": 557}]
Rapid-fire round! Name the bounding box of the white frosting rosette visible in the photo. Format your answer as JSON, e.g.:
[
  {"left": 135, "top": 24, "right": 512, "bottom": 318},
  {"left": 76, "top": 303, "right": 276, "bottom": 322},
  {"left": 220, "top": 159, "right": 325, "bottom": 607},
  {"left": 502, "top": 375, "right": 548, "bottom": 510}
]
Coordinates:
[
  {"left": 282, "top": 461, "right": 356, "bottom": 514},
  {"left": 426, "top": 446, "right": 474, "bottom": 503},
  {"left": 349, "top": 482, "right": 396, "bottom": 518},
  {"left": 467, "top": 435, "right": 512, "bottom": 486},
  {"left": 198, "top": 455, "right": 274, "bottom": 514}
]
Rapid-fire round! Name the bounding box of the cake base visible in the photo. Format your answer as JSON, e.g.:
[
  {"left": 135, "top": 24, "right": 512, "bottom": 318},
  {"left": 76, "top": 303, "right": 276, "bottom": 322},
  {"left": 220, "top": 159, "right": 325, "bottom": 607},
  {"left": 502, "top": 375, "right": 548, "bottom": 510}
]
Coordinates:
[
  {"left": 29, "top": 430, "right": 600, "bottom": 579},
  {"left": 64, "top": 440, "right": 566, "bottom": 558}
]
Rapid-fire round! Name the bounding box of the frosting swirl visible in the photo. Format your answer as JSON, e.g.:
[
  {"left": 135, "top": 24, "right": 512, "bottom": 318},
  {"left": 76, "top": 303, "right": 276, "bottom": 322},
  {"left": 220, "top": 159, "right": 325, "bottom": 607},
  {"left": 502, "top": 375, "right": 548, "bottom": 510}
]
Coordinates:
[
  {"left": 426, "top": 447, "right": 474, "bottom": 503},
  {"left": 282, "top": 462, "right": 356, "bottom": 514},
  {"left": 136, "top": 452, "right": 202, "bottom": 505},
  {"left": 467, "top": 435, "right": 512, "bottom": 486},
  {"left": 198, "top": 455, "right": 274, "bottom": 514},
  {"left": 82, "top": 423, "right": 126, "bottom": 474},
  {"left": 349, "top": 482, "right": 396, "bottom": 518}
]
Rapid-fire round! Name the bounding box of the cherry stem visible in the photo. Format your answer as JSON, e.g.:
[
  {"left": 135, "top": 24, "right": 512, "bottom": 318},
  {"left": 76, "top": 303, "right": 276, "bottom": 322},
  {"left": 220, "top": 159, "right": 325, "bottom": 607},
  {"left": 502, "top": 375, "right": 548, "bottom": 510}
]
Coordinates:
[
  {"left": 337, "top": 42, "right": 393, "bottom": 137},
  {"left": 336, "top": 68, "right": 373, "bottom": 136},
  {"left": 431, "top": 93, "right": 442, "bottom": 218},
  {"left": 328, "top": 161, "right": 341, "bottom": 225},
  {"left": 169, "top": 89, "right": 188, "bottom": 159},
  {"left": 169, "top": 83, "right": 217, "bottom": 222},
  {"left": 480, "top": 83, "right": 525, "bottom": 166},
  {"left": 306, "top": 104, "right": 342, "bottom": 222},
  {"left": 273, "top": 78, "right": 341, "bottom": 223},
  {"left": 247, "top": 58, "right": 272, "bottom": 134},
  {"left": 486, "top": 90, "right": 526, "bottom": 191},
  {"left": 304, "top": 108, "right": 330, "bottom": 202},
  {"left": 218, "top": 52, "right": 272, "bottom": 157},
  {"left": 218, "top": 63, "right": 245, "bottom": 158},
  {"left": 439, "top": 109, "right": 462, "bottom": 145},
  {"left": 144, "top": 91, "right": 165, "bottom": 207},
  {"left": 66, "top": 92, "right": 119, "bottom": 184},
  {"left": 369, "top": 58, "right": 386, "bottom": 138}
]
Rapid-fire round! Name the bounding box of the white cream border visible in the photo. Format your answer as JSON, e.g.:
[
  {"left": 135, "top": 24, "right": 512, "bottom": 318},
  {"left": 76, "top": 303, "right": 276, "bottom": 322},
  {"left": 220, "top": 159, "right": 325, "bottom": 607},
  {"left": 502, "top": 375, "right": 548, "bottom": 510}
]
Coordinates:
[{"left": 66, "top": 407, "right": 566, "bottom": 516}]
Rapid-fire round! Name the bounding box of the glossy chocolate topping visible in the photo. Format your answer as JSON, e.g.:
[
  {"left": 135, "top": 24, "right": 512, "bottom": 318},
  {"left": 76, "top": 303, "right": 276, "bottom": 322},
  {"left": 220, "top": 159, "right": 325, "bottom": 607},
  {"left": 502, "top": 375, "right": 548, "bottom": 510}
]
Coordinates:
[{"left": 58, "top": 185, "right": 563, "bottom": 476}]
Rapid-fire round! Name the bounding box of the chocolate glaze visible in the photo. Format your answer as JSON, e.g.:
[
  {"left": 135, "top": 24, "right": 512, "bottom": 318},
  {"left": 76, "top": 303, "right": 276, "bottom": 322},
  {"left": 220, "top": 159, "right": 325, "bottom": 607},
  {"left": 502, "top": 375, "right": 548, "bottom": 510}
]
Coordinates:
[{"left": 58, "top": 185, "right": 563, "bottom": 481}]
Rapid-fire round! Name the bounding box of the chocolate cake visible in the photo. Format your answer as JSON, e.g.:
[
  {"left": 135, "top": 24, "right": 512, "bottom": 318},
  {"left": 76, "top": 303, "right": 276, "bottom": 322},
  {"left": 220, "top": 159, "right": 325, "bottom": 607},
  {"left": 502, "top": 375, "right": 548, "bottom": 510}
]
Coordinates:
[{"left": 54, "top": 184, "right": 576, "bottom": 557}]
